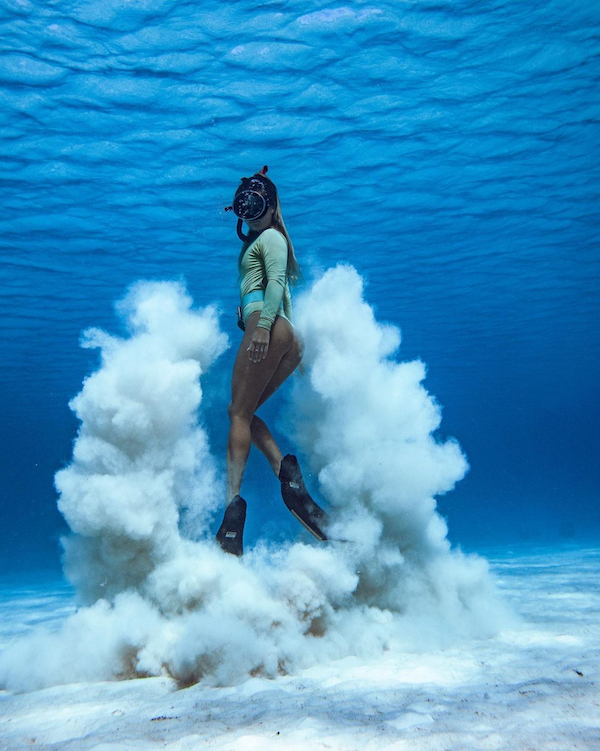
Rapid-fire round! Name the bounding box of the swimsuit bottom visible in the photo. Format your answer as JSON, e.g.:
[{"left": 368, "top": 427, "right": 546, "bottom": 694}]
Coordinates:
[{"left": 240, "top": 289, "right": 289, "bottom": 327}]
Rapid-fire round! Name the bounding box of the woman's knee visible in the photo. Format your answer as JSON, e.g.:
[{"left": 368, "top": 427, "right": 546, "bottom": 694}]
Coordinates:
[{"left": 228, "top": 401, "right": 253, "bottom": 423}]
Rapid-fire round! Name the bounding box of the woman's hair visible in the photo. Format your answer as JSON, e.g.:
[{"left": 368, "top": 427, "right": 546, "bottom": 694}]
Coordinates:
[{"left": 237, "top": 172, "right": 301, "bottom": 286}]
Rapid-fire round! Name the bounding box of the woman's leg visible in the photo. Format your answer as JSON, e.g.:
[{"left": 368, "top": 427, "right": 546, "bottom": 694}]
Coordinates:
[
  {"left": 227, "top": 316, "right": 327, "bottom": 545},
  {"left": 246, "top": 331, "right": 328, "bottom": 541},
  {"left": 249, "top": 416, "right": 282, "bottom": 476},
  {"left": 248, "top": 334, "right": 303, "bottom": 475},
  {"left": 227, "top": 312, "right": 294, "bottom": 502}
]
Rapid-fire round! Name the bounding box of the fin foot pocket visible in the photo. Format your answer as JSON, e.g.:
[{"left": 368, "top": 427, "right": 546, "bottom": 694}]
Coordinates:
[
  {"left": 216, "top": 495, "right": 247, "bottom": 556},
  {"left": 279, "top": 454, "right": 329, "bottom": 542}
]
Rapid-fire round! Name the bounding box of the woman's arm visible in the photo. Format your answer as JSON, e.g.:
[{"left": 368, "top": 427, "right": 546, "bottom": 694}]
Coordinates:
[
  {"left": 257, "top": 229, "right": 288, "bottom": 332},
  {"left": 247, "top": 229, "right": 288, "bottom": 362}
]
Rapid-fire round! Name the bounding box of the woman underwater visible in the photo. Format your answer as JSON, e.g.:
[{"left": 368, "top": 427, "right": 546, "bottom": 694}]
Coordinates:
[{"left": 217, "top": 166, "right": 328, "bottom": 556}]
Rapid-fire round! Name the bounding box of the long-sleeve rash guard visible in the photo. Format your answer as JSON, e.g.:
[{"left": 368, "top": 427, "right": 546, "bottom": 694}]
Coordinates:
[{"left": 239, "top": 227, "right": 293, "bottom": 331}]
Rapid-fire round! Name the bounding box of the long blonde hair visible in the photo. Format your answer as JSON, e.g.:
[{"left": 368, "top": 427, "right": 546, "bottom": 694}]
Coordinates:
[{"left": 237, "top": 173, "right": 301, "bottom": 286}]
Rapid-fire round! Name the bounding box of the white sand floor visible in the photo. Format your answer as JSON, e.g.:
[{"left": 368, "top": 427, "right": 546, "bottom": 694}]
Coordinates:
[{"left": 1, "top": 546, "right": 598, "bottom": 750}]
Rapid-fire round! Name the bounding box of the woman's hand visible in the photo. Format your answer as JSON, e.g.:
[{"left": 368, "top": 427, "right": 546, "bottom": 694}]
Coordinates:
[{"left": 247, "top": 326, "right": 270, "bottom": 363}]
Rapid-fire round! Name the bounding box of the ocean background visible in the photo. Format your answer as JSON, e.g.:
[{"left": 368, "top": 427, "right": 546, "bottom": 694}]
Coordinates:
[
  {"left": 1, "top": 0, "right": 598, "bottom": 574},
  {"left": 1, "top": 1, "right": 599, "bottom": 747}
]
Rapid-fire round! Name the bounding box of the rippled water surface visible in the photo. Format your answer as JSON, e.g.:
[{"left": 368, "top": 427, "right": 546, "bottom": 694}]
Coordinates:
[{"left": 1, "top": 0, "right": 599, "bottom": 570}]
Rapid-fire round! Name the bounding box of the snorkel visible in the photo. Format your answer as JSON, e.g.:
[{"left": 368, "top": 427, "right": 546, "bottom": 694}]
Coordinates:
[{"left": 225, "top": 165, "right": 277, "bottom": 242}]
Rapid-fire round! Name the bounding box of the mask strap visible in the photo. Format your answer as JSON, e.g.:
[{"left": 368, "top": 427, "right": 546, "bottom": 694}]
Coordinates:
[{"left": 236, "top": 218, "right": 249, "bottom": 242}]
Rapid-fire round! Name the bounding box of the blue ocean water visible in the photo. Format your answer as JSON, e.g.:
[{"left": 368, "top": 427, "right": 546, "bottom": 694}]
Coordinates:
[{"left": 1, "top": 0, "right": 599, "bottom": 575}]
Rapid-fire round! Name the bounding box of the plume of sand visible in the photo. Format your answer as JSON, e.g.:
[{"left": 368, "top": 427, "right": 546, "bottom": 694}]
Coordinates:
[{"left": 0, "top": 271, "right": 512, "bottom": 693}]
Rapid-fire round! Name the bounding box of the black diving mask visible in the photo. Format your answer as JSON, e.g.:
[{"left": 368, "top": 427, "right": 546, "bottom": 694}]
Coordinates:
[
  {"left": 232, "top": 184, "right": 269, "bottom": 221},
  {"left": 232, "top": 172, "right": 276, "bottom": 221},
  {"left": 225, "top": 166, "right": 276, "bottom": 241}
]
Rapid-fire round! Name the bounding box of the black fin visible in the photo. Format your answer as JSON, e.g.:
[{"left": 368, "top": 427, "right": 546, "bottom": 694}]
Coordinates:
[
  {"left": 216, "top": 495, "right": 247, "bottom": 556},
  {"left": 279, "top": 455, "right": 329, "bottom": 541}
]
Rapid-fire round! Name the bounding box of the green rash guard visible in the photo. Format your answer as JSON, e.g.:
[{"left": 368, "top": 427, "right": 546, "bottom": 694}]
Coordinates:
[{"left": 239, "top": 227, "right": 293, "bottom": 331}]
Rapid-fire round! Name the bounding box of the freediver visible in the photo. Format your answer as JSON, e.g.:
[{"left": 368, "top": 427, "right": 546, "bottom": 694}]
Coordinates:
[{"left": 216, "top": 166, "right": 328, "bottom": 556}]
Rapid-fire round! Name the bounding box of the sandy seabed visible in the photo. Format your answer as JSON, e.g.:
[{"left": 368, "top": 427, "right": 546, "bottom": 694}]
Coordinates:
[{"left": 0, "top": 546, "right": 598, "bottom": 751}]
